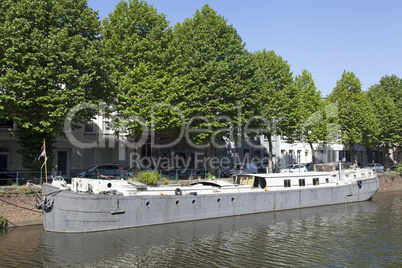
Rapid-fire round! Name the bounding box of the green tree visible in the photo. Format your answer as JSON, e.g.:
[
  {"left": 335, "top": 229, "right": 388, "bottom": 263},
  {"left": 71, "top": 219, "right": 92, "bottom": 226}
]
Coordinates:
[
  {"left": 328, "top": 71, "right": 379, "bottom": 165},
  {"left": 168, "top": 4, "right": 256, "bottom": 173},
  {"left": 101, "top": 0, "right": 172, "bottom": 131},
  {"left": 294, "top": 70, "right": 325, "bottom": 164},
  {"left": 252, "top": 49, "right": 297, "bottom": 172},
  {"left": 101, "top": 0, "right": 172, "bottom": 169},
  {"left": 0, "top": 0, "right": 113, "bottom": 172},
  {"left": 368, "top": 75, "right": 402, "bottom": 168}
]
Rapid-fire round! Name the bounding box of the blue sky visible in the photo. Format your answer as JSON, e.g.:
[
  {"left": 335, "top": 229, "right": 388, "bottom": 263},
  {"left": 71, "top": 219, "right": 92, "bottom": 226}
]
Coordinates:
[{"left": 87, "top": 0, "right": 402, "bottom": 96}]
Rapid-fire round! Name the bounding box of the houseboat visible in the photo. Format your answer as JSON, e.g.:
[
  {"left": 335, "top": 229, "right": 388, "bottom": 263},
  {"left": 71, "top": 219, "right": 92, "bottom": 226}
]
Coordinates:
[{"left": 40, "top": 167, "right": 379, "bottom": 233}]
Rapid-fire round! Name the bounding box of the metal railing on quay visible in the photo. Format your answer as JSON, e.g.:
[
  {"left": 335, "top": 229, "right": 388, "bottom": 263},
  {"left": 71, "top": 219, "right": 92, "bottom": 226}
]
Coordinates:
[
  {"left": 0, "top": 170, "right": 67, "bottom": 186},
  {"left": 0, "top": 167, "right": 233, "bottom": 187}
]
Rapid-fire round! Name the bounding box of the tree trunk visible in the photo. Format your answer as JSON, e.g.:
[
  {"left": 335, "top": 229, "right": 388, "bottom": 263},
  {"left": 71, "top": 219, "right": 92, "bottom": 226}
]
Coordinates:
[
  {"left": 267, "top": 133, "right": 273, "bottom": 173},
  {"left": 350, "top": 143, "right": 357, "bottom": 166},
  {"left": 309, "top": 141, "right": 315, "bottom": 164},
  {"left": 134, "top": 146, "right": 142, "bottom": 172},
  {"left": 384, "top": 146, "right": 390, "bottom": 169},
  {"left": 205, "top": 143, "right": 215, "bottom": 176}
]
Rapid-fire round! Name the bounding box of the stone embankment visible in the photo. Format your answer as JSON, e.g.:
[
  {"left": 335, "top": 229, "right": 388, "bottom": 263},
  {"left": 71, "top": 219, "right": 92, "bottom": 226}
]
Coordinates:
[
  {"left": 0, "top": 187, "right": 42, "bottom": 228},
  {"left": 1, "top": 174, "right": 401, "bottom": 228},
  {"left": 377, "top": 174, "right": 402, "bottom": 192}
]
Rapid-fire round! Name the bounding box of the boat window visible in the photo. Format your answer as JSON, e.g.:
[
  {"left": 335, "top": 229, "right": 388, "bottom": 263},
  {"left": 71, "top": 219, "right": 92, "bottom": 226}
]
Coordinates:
[
  {"left": 313, "top": 178, "right": 319, "bottom": 185},
  {"left": 299, "top": 179, "right": 305, "bottom": 186},
  {"left": 254, "top": 177, "right": 266, "bottom": 188},
  {"left": 284, "top": 179, "right": 291, "bottom": 187},
  {"left": 325, "top": 178, "right": 329, "bottom": 183},
  {"left": 237, "top": 176, "right": 253, "bottom": 186}
]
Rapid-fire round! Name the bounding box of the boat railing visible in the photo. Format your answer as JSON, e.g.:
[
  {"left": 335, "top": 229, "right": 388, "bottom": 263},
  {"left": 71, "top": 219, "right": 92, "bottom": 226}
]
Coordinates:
[{"left": 338, "top": 168, "right": 375, "bottom": 184}]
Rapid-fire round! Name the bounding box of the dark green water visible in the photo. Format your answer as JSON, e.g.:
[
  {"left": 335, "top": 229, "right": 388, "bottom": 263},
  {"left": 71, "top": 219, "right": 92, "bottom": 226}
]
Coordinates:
[{"left": 0, "top": 191, "right": 401, "bottom": 267}]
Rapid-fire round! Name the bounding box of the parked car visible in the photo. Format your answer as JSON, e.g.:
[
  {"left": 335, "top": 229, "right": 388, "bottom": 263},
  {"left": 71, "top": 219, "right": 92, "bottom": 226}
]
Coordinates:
[
  {"left": 124, "top": 167, "right": 136, "bottom": 177},
  {"left": 228, "top": 164, "right": 241, "bottom": 176},
  {"left": 305, "top": 163, "right": 314, "bottom": 171},
  {"left": 0, "top": 168, "right": 17, "bottom": 185},
  {"left": 78, "top": 164, "right": 125, "bottom": 179},
  {"left": 235, "top": 163, "right": 258, "bottom": 174},
  {"left": 365, "top": 163, "right": 384, "bottom": 173},
  {"left": 280, "top": 164, "right": 307, "bottom": 173},
  {"left": 161, "top": 169, "right": 200, "bottom": 180},
  {"left": 217, "top": 166, "right": 234, "bottom": 178}
]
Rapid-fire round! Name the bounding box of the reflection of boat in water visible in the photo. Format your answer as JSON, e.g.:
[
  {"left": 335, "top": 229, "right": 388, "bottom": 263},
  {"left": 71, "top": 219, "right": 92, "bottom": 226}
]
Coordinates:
[
  {"left": 40, "top": 167, "right": 379, "bottom": 233},
  {"left": 2, "top": 192, "right": 397, "bottom": 267},
  {"left": 41, "top": 201, "right": 379, "bottom": 267}
]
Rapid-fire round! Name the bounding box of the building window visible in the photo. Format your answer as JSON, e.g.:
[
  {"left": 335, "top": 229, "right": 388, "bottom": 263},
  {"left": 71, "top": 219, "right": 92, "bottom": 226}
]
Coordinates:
[
  {"left": 253, "top": 151, "right": 260, "bottom": 161},
  {"left": 313, "top": 178, "right": 319, "bottom": 185},
  {"left": 0, "top": 119, "right": 13, "bottom": 129},
  {"left": 103, "top": 120, "right": 114, "bottom": 134},
  {"left": 299, "top": 179, "right": 305, "bottom": 186},
  {"left": 297, "top": 150, "right": 301, "bottom": 163},
  {"left": 243, "top": 149, "right": 250, "bottom": 161},
  {"left": 85, "top": 121, "right": 94, "bottom": 133},
  {"left": 284, "top": 179, "right": 291, "bottom": 187}
]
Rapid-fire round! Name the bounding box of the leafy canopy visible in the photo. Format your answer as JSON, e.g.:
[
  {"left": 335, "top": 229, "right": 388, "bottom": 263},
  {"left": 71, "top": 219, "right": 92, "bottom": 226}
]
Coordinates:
[
  {"left": 101, "top": 0, "right": 173, "bottom": 138},
  {"left": 0, "top": 0, "right": 113, "bottom": 171},
  {"left": 367, "top": 75, "right": 402, "bottom": 149},
  {"left": 328, "top": 71, "right": 379, "bottom": 163},
  {"left": 168, "top": 4, "right": 256, "bottom": 146}
]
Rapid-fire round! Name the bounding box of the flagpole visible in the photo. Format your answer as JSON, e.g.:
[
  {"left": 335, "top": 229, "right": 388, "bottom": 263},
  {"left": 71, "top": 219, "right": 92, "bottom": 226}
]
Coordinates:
[{"left": 44, "top": 139, "right": 47, "bottom": 183}]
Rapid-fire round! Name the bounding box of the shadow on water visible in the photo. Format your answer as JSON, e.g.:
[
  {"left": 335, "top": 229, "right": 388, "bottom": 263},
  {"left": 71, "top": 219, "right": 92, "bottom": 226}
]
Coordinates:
[{"left": 0, "top": 191, "right": 401, "bottom": 267}]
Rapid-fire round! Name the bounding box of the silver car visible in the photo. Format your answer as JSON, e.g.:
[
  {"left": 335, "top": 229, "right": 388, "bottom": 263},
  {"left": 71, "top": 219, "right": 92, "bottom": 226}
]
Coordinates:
[
  {"left": 280, "top": 164, "right": 307, "bottom": 173},
  {"left": 365, "top": 163, "right": 384, "bottom": 173}
]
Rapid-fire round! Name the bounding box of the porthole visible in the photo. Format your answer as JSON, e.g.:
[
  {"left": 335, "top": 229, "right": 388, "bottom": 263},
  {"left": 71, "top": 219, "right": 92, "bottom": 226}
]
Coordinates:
[
  {"left": 231, "top": 197, "right": 235, "bottom": 203},
  {"left": 192, "top": 200, "right": 196, "bottom": 204},
  {"left": 217, "top": 198, "right": 221, "bottom": 203},
  {"left": 107, "top": 182, "right": 112, "bottom": 188},
  {"left": 146, "top": 202, "right": 150, "bottom": 207},
  {"left": 176, "top": 200, "right": 179, "bottom": 205}
]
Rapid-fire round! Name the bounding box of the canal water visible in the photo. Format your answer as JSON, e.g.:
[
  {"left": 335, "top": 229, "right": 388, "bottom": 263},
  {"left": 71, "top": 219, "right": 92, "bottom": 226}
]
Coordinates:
[{"left": 0, "top": 191, "right": 400, "bottom": 268}]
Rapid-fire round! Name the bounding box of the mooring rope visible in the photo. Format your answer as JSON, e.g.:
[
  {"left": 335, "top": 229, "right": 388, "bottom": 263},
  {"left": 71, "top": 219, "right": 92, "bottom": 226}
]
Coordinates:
[{"left": 0, "top": 197, "right": 42, "bottom": 213}]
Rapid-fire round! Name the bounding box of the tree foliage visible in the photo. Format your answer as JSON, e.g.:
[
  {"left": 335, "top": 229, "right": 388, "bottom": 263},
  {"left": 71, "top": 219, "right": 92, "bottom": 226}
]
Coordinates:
[
  {"left": 293, "top": 70, "right": 325, "bottom": 163},
  {"left": 0, "top": 0, "right": 113, "bottom": 171},
  {"left": 2, "top": 0, "right": 400, "bottom": 174},
  {"left": 252, "top": 49, "right": 296, "bottom": 171},
  {"left": 328, "top": 71, "right": 379, "bottom": 164},
  {"left": 101, "top": 0, "right": 173, "bottom": 138},
  {"left": 168, "top": 4, "right": 256, "bottom": 170},
  {"left": 367, "top": 75, "right": 402, "bottom": 166}
]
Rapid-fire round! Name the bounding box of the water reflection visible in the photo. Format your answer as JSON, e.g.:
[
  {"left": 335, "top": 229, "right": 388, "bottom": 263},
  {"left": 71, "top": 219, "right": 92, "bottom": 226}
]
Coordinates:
[
  {"left": 0, "top": 192, "right": 400, "bottom": 267},
  {"left": 0, "top": 225, "right": 44, "bottom": 267}
]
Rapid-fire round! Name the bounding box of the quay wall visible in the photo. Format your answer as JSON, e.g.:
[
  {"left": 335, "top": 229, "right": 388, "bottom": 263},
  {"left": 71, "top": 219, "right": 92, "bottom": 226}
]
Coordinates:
[
  {"left": 377, "top": 174, "right": 402, "bottom": 192},
  {"left": 0, "top": 194, "right": 42, "bottom": 227},
  {"left": 1, "top": 174, "right": 401, "bottom": 228}
]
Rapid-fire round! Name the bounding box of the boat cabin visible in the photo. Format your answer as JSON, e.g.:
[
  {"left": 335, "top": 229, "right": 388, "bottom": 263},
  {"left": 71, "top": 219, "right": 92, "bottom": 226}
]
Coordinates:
[{"left": 233, "top": 172, "right": 336, "bottom": 190}]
